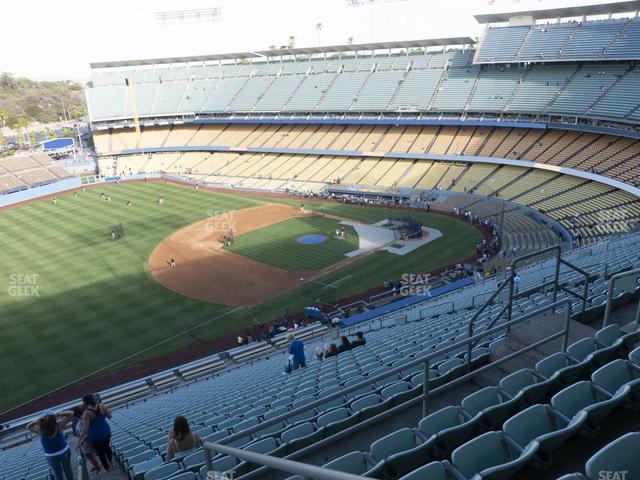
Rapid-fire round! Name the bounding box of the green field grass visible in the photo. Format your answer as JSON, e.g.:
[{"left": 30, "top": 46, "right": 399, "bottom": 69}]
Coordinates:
[
  {"left": 227, "top": 216, "right": 358, "bottom": 270},
  {"left": 0, "top": 182, "right": 480, "bottom": 413}
]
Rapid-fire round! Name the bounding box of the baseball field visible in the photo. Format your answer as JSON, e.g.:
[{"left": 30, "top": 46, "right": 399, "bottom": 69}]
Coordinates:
[{"left": 0, "top": 181, "right": 481, "bottom": 414}]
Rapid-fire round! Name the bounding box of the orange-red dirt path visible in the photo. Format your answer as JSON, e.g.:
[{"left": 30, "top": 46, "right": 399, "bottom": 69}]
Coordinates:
[{"left": 148, "top": 203, "right": 347, "bottom": 306}]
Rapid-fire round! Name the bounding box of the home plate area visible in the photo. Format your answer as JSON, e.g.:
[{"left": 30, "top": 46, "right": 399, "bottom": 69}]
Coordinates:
[{"left": 341, "top": 219, "right": 442, "bottom": 257}]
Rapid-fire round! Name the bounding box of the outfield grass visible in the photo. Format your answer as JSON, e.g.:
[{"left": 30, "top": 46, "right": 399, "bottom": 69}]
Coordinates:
[
  {"left": 227, "top": 216, "right": 358, "bottom": 270},
  {"left": 0, "top": 183, "right": 480, "bottom": 413}
]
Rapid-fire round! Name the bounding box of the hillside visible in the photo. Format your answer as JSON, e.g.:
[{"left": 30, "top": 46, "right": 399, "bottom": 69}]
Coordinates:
[{"left": 0, "top": 73, "right": 86, "bottom": 129}]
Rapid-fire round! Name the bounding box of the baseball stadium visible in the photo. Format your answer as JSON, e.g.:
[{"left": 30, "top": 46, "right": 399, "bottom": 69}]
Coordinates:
[{"left": 1, "top": 1, "right": 640, "bottom": 479}]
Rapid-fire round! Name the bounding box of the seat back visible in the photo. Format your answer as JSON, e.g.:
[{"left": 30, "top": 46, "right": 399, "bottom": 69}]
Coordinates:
[
  {"left": 418, "top": 405, "right": 463, "bottom": 437},
  {"left": 591, "top": 359, "right": 635, "bottom": 396},
  {"left": 585, "top": 432, "right": 640, "bottom": 480},
  {"left": 399, "top": 461, "right": 448, "bottom": 480},
  {"left": 323, "top": 451, "right": 368, "bottom": 474},
  {"left": 536, "top": 352, "right": 569, "bottom": 378},
  {"left": 551, "top": 381, "right": 595, "bottom": 419},
  {"left": 370, "top": 428, "right": 416, "bottom": 462},
  {"left": 316, "top": 408, "right": 349, "bottom": 427},
  {"left": 595, "top": 324, "right": 621, "bottom": 347},
  {"left": 502, "top": 404, "right": 555, "bottom": 449},
  {"left": 461, "top": 387, "right": 500, "bottom": 416},
  {"left": 630, "top": 346, "right": 640, "bottom": 367},
  {"left": 245, "top": 437, "right": 278, "bottom": 454},
  {"left": 281, "top": 422, "right": 315, "bottom": 444},
  {"left": 351, "top": 394, "right": 380, "bottom": 412},
  {"left": 499, "top": 369, "right": 535, "bottom": 397},
  {"left": 451, "top": 431, "right": 507, "bottom": 478},
  {"left": 567, "top": 338, "right": 595, "bottom": 362}
]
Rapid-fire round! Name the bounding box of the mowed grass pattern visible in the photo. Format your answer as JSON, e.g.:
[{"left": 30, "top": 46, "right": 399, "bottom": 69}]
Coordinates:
[
  {"left": 0, "top": 182, "right": 260, "bottom": 412},
  {"left": 227, "top": 216, "right": 358, "bottom": 270},
  {"left": 0, "top": 183, "right": 480, "bottom": 413}
]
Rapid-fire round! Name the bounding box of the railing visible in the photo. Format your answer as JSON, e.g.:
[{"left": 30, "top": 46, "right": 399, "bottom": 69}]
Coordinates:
[
  {"left": 204, "top": 299, "right": 572, "bottom": 480},
  {"left": 465, "top": 246, "right": 589, "bottom": 363},
  {"left": 602, "top": 268, "right": 640, "bottom": 328},
  {"left": 78, "top": 451, "right": 90, "bottom": 480},
  {"left": 204, "top": 443, "right": 367, "bottom": 480}
]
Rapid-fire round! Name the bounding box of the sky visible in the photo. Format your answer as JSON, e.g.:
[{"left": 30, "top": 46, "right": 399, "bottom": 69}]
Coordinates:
[{"left": 1, "top": 0, "right": 632, "bottom": 81}]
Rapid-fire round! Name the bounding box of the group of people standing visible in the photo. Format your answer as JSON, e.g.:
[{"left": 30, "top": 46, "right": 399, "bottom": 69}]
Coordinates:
[{"left": 27, "top": 394, "right": 114, "bottom": 480}]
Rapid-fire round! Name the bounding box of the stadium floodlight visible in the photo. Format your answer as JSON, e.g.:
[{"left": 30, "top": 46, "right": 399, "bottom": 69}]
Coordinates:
[
  {"left": 154, "top": 7, "right": 222, "bottom": 25},
  {"left": 346, "top": 0, "right": 407, "bottom": 5}
]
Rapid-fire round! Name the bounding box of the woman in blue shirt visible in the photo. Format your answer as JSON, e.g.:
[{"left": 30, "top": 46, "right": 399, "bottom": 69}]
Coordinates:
[
  {"left": 77, "top": 394, "right": 115, "bottom": 471},
  {"left": 287, "top": 334, "right": 306, "bottom": 370},
  {"left": 27, "top": 410, "right": 75, "bottom": 480}
]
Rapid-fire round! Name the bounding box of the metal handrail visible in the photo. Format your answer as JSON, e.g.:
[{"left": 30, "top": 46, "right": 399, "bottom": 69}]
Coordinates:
[
  {"left": 203, "top": 443, "right": 368, "bottom": 480},
  {"left": 204, "top": 299, "right": 572, "bottom": 480},
  {"left": 465, "top": 246, "right": 561, "bottom": 360},
  {"left": 603, "top": 268, "right": 640, "bottom": 328},
  {"left": 205, "top": 299, "right": 571, "bottom": 468},
  {"left": 465, "top": 245, "right": 592, "bottom": 363},
  {"left": 78, "top": 451, "right": 90, "bottom": 480}
]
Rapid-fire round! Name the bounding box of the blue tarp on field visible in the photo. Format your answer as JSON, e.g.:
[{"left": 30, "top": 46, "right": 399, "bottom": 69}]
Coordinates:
[{"left": 339, "top": 277, "right": 474, "bottom": 328}]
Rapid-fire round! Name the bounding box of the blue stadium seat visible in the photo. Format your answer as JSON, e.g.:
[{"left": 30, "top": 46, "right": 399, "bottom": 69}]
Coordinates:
[
  {"left": 451, "top": 431, "right": 538, "bottom": 480},
  {"left": 502, "top": 404, "right": 586, "bottom": 468},
  {"left": 550, "top": 381, "right": 626, "bottom": 433},
  {"left": 461, "top": 386, "right": 519, "bottom": 430},
  {"left": 585, "top": 432, "right": 640, "bottom": 480},
  {"left": 499, "top": 368, "right": 555, "bottom": 406}
]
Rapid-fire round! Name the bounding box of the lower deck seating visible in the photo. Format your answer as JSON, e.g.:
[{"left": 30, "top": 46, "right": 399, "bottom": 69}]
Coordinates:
[
  {"left": 95, "top": 124, "right": 640, "bottom": 189},
  {"left": 108, "top": 149, "right": 638, "bottom": 244}
]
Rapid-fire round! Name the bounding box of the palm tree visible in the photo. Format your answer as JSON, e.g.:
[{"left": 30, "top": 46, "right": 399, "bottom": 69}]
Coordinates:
[{"left": 288, "top": 35, "right": 296, "bottom": 49}]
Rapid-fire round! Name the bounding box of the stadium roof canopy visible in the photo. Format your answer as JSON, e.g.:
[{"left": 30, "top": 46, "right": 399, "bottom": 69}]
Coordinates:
[
  {"left": 90, "top": 37, "right": 475, "bottom": 68},
  {"left": 475, "top": 0, "right": 640, "bottom": 23}
]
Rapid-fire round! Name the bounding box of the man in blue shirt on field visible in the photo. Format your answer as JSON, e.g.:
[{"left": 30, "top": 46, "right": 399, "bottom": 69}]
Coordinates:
[{"left": 287, "top": 334, "right": 306, "bottom": 371}]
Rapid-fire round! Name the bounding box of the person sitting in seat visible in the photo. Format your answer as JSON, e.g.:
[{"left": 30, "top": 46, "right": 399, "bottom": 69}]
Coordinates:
[
  {"left": 338, "top": 336, "right": 351, "bottom": 354},
  {"left": 166, "top": 416, "right": 201, "bottom": 460},
  {"left": 324, "top": 343, "right": 339, "bottom": 359},
  {"left": 350, "top": 331, "right": 366, "bottom": 348}
]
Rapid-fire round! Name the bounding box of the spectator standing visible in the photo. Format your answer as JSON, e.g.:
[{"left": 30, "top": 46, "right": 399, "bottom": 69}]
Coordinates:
[
  {"left": 77, "top": 394, "right": 115, "bottom": 472},
  {"left": 287, "top": 334, "right": 306, "bottom": 370},
  {"left": 71, "top": 407, "right": 101, "bottom": 474},
  {"left": 27, "top": 410, "right": 75, "bottom": 480}
]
